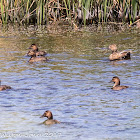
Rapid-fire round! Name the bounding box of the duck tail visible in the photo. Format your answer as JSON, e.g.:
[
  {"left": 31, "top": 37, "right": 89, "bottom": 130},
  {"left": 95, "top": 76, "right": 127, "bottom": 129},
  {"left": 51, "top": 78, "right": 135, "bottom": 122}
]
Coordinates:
[{"left": 120, "top": 51, "right": 131, "bottom": 59}]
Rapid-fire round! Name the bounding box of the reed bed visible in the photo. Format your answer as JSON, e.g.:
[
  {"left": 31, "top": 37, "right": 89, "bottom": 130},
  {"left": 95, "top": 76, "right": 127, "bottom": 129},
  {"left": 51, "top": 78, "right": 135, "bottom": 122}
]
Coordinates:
[{"left": 0, "top": 0, "right": 140, "bottom": 26}]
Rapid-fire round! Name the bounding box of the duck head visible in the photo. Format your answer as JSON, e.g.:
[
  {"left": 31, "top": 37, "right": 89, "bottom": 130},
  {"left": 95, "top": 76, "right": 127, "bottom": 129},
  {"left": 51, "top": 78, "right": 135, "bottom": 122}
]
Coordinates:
[
  {"left": 40, "top": 110, "right": 53, "bottom": 120},
  {"left": 29, "top": 44, "right": 38, "bottom": 51},
  {"left": 109, "top": 44, "right": 118, "bottom": 52},
  {"left": 110, "top": 76, "right": 120, "bottom": 87}
]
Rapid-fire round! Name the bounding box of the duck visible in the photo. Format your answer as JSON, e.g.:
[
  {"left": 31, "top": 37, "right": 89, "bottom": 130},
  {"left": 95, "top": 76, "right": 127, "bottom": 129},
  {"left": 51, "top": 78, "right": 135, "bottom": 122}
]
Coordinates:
[
  {"left": 40, "top": 110, "right": 60, "bottom": 125},
  {"left": 109, "top": 44, "right": 131, "bottom": 61},
  {"left": 28, "top": 51, "right": 47, "bottom": 63},
  {"left": 110, "top": 76, "right": 129, "bottom": 90},
  {"left": 27, "top": 44, "right": 47, "bottom": 57},
  {"left": 0, "top": 80, "right": 12, "bottom": 91}
]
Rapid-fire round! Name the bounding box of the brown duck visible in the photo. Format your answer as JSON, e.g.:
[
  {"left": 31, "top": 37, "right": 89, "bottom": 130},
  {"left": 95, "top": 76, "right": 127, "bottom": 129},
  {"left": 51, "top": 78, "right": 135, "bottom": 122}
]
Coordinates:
[
  {"left": 27, "top": 44, "right": 47, "bottom": 57},
  {"left": 0, "top": 80, "right": 12, "bottom": 91},
  {"left": 109, "top": 44, "right": 131, "bottom": 61},
  {"left": 40, "top": 110, "right": 60, "bottom": 125},
  {"left": 110, "top": 76, "right": 129, "bottom": 90},
  {"left": 28, "top": 51, "right": 47, "bottom": 63}
]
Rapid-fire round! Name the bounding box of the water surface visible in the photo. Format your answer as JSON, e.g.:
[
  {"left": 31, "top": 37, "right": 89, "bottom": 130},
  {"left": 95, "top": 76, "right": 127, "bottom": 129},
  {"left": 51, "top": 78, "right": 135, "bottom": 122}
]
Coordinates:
[{"left": 0, "top": 25, "right": 140, "bottom": 140}]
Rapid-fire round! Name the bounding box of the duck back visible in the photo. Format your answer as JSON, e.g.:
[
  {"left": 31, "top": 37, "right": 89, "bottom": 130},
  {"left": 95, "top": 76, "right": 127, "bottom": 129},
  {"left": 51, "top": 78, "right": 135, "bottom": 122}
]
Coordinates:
[
  {"left": 43, "top": 119, "right": 60, "bottom": 125},
  {"left": 27, "top": 50, "right": 46, "bottom": 57},
  {"left": 109, "top": 51, "right": 131, "bottom": 61},
  {"left": 113, "top": 85, "right": 129, "bottom": 90},
  {"left": 36, "top": 51, "right": 47, "bottom": 56},
  {"left": 109, "top": 52, "right": 121, "bottom": 60},
  {"left": 0, "top": 85, "right": 12, "bottom": 91},
  {"left": 29, "top": 56, "right": 47, "bottom": 63}
]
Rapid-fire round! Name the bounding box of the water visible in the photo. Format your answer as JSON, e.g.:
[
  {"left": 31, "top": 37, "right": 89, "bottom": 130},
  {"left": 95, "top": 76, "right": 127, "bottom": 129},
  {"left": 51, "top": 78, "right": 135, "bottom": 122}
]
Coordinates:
[{"left": 0, "top": 25, "right": 140, "bottom": 140}]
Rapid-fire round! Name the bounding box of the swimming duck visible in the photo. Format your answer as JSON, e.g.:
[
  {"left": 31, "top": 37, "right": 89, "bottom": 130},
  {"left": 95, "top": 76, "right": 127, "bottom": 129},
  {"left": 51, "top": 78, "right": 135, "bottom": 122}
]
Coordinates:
[
  {"left": 110, "top": 76, "right": 129, "bottom": 90},
  {"left": 40, "top": 110, "right": 60, "bottom": 125},
  {"left": 27, "top": 44, "right": 47, "bottom": 57},
  {"left": 0, "top": 80, "right": 12, "bottom": 91},
  {"left": 28, "top": 51, "right": 47, "bottom": 63},
  {"left": 109, "top": 44, "right": 131, "bottom": 61}
]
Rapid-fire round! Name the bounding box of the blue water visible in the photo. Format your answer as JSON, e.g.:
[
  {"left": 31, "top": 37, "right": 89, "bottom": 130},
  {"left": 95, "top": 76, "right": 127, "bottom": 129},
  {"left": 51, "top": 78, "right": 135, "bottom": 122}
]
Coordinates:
[{"left": 0, "top": 26, "right": 140, "bottom": 140}]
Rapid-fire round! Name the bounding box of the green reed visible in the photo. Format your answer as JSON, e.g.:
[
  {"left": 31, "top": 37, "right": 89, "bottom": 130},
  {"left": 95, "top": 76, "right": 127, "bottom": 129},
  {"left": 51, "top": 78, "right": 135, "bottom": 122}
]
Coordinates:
[{"left": 0, "top": 0, "right": 139, "bottom": 25}]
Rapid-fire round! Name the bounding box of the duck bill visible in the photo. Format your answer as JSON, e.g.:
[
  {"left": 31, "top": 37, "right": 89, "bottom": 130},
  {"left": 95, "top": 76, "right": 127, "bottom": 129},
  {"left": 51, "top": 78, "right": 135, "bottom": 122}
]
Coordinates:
[
  {"left": 109, "top": 80, "right": 113, "bottom": 83},
  {"left": 40, "top": 113, "right": 45, "bottom": 118}
]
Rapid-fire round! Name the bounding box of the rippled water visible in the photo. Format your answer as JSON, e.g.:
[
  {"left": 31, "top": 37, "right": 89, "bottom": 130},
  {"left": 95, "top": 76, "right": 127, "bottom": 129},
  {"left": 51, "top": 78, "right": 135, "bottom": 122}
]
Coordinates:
[{"left": 0, "top": 26, "right": 140, "bottom": 140}]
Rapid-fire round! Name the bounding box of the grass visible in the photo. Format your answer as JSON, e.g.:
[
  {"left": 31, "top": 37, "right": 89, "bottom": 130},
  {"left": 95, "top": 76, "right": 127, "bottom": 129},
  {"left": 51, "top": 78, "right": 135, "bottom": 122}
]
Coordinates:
[{"left": 0, "top": 0, "right": 140, "bottom": 26}]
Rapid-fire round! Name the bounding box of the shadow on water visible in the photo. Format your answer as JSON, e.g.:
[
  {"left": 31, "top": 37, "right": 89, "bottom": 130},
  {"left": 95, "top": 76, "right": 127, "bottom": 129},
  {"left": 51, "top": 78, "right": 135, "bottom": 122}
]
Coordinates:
[{"left": 0, "top": 25, "right": 140, "bottom": 140}]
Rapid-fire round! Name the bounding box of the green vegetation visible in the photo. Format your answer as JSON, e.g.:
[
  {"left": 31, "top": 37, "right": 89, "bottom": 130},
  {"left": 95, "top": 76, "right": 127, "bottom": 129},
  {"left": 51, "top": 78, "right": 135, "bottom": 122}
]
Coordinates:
[{"left": 0, "top": 0, "right": 140, "bottom": 25}]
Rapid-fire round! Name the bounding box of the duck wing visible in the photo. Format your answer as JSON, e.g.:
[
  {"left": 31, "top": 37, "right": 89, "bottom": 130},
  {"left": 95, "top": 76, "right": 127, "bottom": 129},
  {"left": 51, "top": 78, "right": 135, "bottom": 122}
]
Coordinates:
[
  {"left": 109, "top": 52, "right": 121, "bottom": 60},
  {"left": 36, "top": 51, "right": 47, "bottom": 56}
]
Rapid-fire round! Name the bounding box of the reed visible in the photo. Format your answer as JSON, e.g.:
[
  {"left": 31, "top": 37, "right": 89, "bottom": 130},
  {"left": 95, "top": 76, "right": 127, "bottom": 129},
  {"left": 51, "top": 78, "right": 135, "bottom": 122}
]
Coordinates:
[{"left": 0, "top": 0, "right": 139, "bottom": 25}]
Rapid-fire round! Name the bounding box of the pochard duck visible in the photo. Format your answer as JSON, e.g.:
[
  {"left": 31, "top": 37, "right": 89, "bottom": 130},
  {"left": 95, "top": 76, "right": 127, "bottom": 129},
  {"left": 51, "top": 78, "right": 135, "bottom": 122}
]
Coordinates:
[
  {"left": 109, "top": 44, "right": 131, "bottom": 61},
  {"left": 27, "top": 44, "right": 47, "bottom": 57},
  {"left": 40, "top": 110, "right": 60, "bottom": 125},
  {"left": 110, "top": 76, "right": 129, "bottom": 90},
  {"left": 28, "top": 51, "right": 47, "bottom": 63},
  {"left": 0, "top": 80, "right": 12, "bottom": 91}
]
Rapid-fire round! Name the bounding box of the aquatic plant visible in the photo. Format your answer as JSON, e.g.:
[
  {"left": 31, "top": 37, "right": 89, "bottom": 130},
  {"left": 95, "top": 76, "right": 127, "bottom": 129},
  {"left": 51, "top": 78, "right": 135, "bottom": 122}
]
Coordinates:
[{"left": 0, "top": 0, "right": 140, "bottom": 25}]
